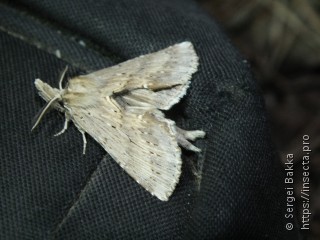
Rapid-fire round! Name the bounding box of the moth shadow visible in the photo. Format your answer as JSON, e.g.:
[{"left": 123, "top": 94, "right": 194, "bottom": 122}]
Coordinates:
[{"left": 164, "top": 97, "right": 188, "bottom": 122}]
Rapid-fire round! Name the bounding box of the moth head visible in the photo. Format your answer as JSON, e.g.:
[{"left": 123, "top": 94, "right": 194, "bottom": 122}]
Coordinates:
[
  {"left": 32, "top": 79, "right": 64, "bottom": 131},
  {"left": 32, "top": 66, "right": 69, "bottom": 131}
]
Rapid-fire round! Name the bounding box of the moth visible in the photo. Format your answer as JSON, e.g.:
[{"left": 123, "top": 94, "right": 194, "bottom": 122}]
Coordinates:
[{"left": 32, "top": 41, "right": 205, "bottom": 201}]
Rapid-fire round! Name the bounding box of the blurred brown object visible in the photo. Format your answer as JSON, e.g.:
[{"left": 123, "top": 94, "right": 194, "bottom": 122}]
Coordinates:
[{"left": 197, "top": 0, "right": 320, "bottom": 239}]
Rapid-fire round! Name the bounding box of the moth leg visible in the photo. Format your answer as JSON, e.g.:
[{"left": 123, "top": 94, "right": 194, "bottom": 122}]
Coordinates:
[
  {"left": 54, "top": 114, "right": 70, "bottom": 136},
  {"left": 176, "top": 127, "right": 205, "bottom": 141},
  {"left": 80, "top": 130, "right": 87, "bottom": 155},
  {"left": 175, "top": 127, "right": 205, "bottom": 152}
]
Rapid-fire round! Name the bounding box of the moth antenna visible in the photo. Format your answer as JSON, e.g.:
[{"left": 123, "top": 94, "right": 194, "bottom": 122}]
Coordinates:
[
  {"left": 59, "top": 65, "right": 69, "bottom": 90},
  {"left": 31, "top": 95, "right": 61, "bottom": 131}
]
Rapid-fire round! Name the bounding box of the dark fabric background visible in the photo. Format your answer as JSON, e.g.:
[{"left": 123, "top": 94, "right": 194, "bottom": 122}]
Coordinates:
[{"left": 0, "top": 0, "right": 302, "bottom": 239}]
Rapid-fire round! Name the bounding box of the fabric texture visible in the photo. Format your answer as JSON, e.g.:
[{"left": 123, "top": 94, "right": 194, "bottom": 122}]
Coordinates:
[{"left": 0, "top": 0, "right": 301, "bottom": 239}]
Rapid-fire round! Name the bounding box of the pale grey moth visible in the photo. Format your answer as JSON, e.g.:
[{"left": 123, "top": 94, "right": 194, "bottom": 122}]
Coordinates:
[{"left": 32, "top": 41, "right": 205, "bottom": 201}]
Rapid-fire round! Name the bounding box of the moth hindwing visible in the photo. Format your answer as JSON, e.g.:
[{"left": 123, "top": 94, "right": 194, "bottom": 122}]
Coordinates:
[{"left": 33, "top": 41, "right": 205, "bottom": 201}]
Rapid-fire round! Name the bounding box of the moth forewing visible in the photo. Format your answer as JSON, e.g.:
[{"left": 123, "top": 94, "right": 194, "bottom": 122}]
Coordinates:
[{"left": 33, "top": 41, "right": 205, "bottom": 201}]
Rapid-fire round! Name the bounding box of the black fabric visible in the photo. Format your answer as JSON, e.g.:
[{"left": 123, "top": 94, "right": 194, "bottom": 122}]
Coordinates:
[{"left": 0, "top": 1, "right": 301, "bottom": 239}]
